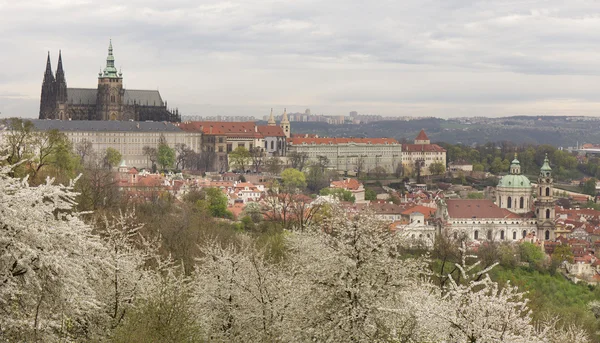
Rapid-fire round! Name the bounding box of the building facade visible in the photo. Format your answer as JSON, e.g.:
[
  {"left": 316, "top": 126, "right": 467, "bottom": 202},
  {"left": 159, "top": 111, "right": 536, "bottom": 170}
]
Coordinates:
[
  {"left": 28, "top": 120, "right": 201, "bottom": 168},
  {"left": 286, "top": 136, "right": 402, "bottom": 173},
  {"left": 39, "top": 41, "right": 180, "bottom": 122},
  {"left": 401, "top": 130, "right": 447, "bottom": 176}
]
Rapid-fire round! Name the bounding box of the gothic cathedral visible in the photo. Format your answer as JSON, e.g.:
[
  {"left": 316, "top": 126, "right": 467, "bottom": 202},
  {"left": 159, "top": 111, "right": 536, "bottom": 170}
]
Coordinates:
[{"left": 39, "top": 41, "right": 180, "bottom": 122}]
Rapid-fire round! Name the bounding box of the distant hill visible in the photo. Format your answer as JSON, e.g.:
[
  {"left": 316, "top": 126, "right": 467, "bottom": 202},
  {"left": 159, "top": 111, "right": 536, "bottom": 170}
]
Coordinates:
[{"left": 288, "top": 117, "right": 600, "bottom": 147}]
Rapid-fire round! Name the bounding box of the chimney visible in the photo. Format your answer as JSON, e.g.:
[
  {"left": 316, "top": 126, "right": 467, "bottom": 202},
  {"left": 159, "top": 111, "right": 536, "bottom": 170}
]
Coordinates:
[{"left": 210, "top": 125, "right": 213, "bottom": 134}]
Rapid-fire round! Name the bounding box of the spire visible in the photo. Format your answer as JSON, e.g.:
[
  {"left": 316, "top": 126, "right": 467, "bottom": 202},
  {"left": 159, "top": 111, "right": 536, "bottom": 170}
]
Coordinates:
[
  {"left": 101, "top": 39, "right": 119, "bottom": 78},
  {"left": 43, "top": 52, "right": 55, "bottom": 83},
  {"left": 281, "top": 108, "right": 289, "bottom": 124},
  {"left": 268, "top": 108, "right": 276, "bottom": 126},
  {"left": 55, "top": 50, "right": 68, "bottom": 103},
  {"left": 510, "top": 153, "right": 521, "bottom": 175},
  {"left": 540, "top": 153, "right": 552, "bottom": 173}
]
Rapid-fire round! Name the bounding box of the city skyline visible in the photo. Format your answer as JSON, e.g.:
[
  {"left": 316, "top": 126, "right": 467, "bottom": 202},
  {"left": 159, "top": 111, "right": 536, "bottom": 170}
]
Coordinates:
[{"left": 3, "top": 1, "right": 600, "bottom": 118}]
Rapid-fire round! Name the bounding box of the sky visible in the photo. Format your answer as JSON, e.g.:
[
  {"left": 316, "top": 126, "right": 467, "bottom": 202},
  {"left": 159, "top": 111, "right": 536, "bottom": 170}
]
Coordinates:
[{"left": 2, "top": 0, "right": 600, "bottom": 119}]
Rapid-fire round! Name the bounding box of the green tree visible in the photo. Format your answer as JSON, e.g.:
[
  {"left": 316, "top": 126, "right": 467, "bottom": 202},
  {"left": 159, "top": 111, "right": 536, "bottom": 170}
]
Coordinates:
[
  {"left": 582, "top": 178, "right": 597, "bottom": 196},
  {"left": 104, "top": 147, "right": 122, "bottom": 169},
  {"left": 319, "top": 188, "right": 356, "bottom": 203},
  {"left": 281, "top": 168, "right": 307, "bottom": 191},
  {"left": 473, "top": 163, "right": 484, "bottom": 172},
  {"left": 305, "top": 164, "right": 329, "bottom": 193},
  {"left": 365, "top": 189, "right": 377, "bottom": 201},
  {"left": 467, "top": 192, "right": 484, "bottom": 199},
  {"left": 157, "top": 141, "right": 176, "bottom": 171},
  {"left": 202, "top": 187, "right": 233, "bottom": 219},
  {"left": 264, "top": 156, "right": 283, "bottom": 175},
  {"left": 428, "top": 162, "right": 446, "bottom": 175},
  {"left": 520, "top": 242, "right": 545, "bottom": 269},
  {"left": 551, "top": 244, "right": 574, "bottom": 265},
  {"left": 229, "top": 146, "right": 251, "bottom": 171}
]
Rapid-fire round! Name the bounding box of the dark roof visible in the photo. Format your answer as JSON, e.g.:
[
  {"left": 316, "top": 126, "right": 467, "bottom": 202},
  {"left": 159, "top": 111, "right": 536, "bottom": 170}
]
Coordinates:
[
  {"left": 27, "top": 119, "right": 184, "bottom": 132},
  {"left": 66, "top": 88, "right": 164, "bottom": 106},
  {"left": 68, "top": 88, "right": 97, "bottom": 105}
]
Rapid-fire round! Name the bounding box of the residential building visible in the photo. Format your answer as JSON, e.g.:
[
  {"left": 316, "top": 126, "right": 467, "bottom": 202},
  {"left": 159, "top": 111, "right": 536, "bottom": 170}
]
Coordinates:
[{"left": 330, "top": 178, "right": 366, "bottom": 203}]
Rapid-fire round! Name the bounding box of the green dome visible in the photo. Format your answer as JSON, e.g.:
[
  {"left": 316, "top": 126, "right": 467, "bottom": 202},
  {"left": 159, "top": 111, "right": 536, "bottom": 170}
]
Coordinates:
[{"left": 498, "top": 174, "right": 531, "bottom": 188}]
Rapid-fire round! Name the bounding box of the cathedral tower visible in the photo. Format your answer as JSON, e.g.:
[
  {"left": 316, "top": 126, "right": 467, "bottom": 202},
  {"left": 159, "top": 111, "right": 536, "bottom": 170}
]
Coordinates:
[
  {"left": 39, "top": 52, "right": 56, "bottom": 119},
  {"left": 55, "top": 51, "right": 69, "bottom": 120},
  {"left": 280, "top": 108, "right": 290, "bottom": 138},
  {"left": 96, "top": 40, "right": 124, "bottom": 120},
  {"left": 536, "top": 153, "right": 555, "bottom": 240}
]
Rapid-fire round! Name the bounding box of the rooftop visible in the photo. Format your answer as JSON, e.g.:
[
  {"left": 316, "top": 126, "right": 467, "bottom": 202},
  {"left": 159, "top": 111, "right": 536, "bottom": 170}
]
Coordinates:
[{"left": 25, "top": 119, "right": 183, "bottom": 132}]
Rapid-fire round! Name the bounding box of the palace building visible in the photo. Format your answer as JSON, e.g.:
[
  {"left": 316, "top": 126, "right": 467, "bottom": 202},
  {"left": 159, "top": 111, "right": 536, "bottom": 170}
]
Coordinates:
[{"left": 39, "top": 41, "right": 180, "bottom": 122}]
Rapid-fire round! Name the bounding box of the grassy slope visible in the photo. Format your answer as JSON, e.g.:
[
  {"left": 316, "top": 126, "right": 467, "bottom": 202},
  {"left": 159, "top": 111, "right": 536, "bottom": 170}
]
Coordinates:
[{"left": 490, "top": 266, "right": 600, "bottom": 342}]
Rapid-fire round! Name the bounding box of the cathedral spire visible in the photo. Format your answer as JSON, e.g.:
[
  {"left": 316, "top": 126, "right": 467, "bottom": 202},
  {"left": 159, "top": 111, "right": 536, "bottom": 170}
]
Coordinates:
[
  {"left": 281, "top": 108, "right": 289, "bottom": 124},
  {"left": 55, "top": 50, "right": 68, "bottom": 103},
  {"left": 43, "top": 52, "right": 55, "bottom": 83},
  {"left": 102, "top": 39, "right": 119, "bottom": 78}
]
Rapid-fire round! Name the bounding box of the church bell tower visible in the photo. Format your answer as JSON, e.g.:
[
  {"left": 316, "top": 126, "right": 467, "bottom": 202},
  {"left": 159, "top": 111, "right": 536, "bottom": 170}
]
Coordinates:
[
  {"left": 536, "top": 153, "right": 555, "bottom": 240},
  {"left": 280, "top": 108, "right": 290, "bottom": 138},
  {"left": 96, "top": 40, "right": 124, "bottom": 120}
]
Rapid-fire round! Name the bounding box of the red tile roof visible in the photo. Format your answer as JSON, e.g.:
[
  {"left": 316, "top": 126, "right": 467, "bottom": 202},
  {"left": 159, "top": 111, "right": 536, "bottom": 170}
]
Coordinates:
[
  {"left": 402, "top": 205, "right": 436, "bottom": 218},
  {"left": 257, "top": 125, "right": 286, "bottom": 137},
  {"left": 446, "top": 199, "right": 520, "bottom": 219},
  {"left": 288, "top": 137, "right": 398, "bottom": 145},
  {"left": 415, "top": 129, "right": 429, "bottom": 141},
  {"left": 402, "top": 143, "right": 446, "bottom": 152},
  {"left": 330, "top": 178, "right": 362, "bottom": 191}
]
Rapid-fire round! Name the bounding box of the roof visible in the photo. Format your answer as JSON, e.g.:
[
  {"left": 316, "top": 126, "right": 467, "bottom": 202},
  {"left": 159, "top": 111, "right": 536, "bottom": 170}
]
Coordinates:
[
  {"left": 257, "top": 125, "right": 286, "bottom": 137},
  {"left": 402, "top": 205, "right": 436, "bottom": 218},
  {"left": 124, "top": 89, "right": 164, "bottom": 106},
  {"left": 330, "top": 178, "right": 362, "bottom": 191},
  {"left": 415, "top": 129, "right": 429, "bottom": 141},
  {"left": 402, "top": 144, "right": 446, "bottom": 152},
  {"left": 446, "top": 199, "right": 520, "bottom": 219},
  {"left": 289, "top": 137, "right": 399, "bottom": 145},
  {"left": 66, "top": 88, "right": 164, "bottom": 106},
  {"left": 178, "top": 121, "right": 261, "bottom": 138},
  {"left": 497, "top": 174, "right": 531, "bottom": 188},
  {"left": 27, "top": 119, "right": 184, "bottom": 132}
]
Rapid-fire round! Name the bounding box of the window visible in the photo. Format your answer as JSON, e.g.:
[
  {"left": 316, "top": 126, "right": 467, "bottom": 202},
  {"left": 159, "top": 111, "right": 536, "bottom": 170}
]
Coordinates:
[
  {"left": 546, "top": 209, "right": 551, "bottom": 219},
  {"left": 487, "top": 230, "right": 492, "bottom": 240},
  {"left": 238, "top": 143, "right": 244, "bottom": 148},
  {"left": 271, "top": 141, "right": 274, "bottom": 150},
  {"left": 500, "top": 230, "right": 505, "bottom": 240},
  {"left": 545, "top": 230, "right": 550, "bottom": 240},
  {"left": 218, "top": 137, "right": 224, "bottom": 143},
  {"left": 111, "top": 95, "right": 115, "bottom": 103},
  {"left": 546, "top": 187, "right": 550, "bottom": 197},
  {"left": 453, "top": 232, "right": 457, "bottom": 239},
  {"left": 522, "top": 230, "right": 526, "bottom": 238},
  {"left": 227, "top": 144, "right": 232, "bottom": 153},
  {"left": 520, "top": 197, "right": 524, "bottom": 209},
  {"left": 218, "top": 146, "right": 223, "bottom": 153},
  {"left": 474, "top": 230, "right": 479, "bottom": 240},
  {"left": 512, "top": 231, "right": 516, "bottom": 240},
  {"left": 507, "top": 196, "right": 512, "bottom": 208},
  {"left": 539, "top": 188, "right": 542, "bottom": 196}
]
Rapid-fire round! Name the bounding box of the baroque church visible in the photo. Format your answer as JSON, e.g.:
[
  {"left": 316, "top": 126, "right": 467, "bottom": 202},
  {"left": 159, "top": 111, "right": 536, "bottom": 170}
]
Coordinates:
[
  {"left": 39, "top": 41, "right": 180, "bottom": 122},
  {"left": 436, "top": 154, "right": 556, "bottom": 242}
]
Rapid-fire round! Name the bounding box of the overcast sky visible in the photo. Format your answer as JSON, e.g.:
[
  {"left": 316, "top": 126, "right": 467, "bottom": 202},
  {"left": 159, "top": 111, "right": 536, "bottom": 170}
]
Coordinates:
[{"left": 2, "top": 0, "right": 600, "bottom": 119}]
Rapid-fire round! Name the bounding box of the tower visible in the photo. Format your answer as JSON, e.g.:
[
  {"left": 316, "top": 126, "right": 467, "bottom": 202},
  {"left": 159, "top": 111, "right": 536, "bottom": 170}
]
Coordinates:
[
  {"left": 414, "top": 129, "right": 430, "bottom": 144},
  {"left": 280, "top": 108, "right": 290, "bottom": 138},
  {"left": 267, "top": 108, "right": 276, "bottom": 126},
  {"left": 39, "top": 52, "right": 56, "bottom": 119},
  {"left": 55, "top": 51, "right": 69, "bottom": 120},
  {"left": 96, "top": 40, "right": 124, "bottom": 120},
  {"left": 536, "top": 153, "right": 555, "bottom": 240}
]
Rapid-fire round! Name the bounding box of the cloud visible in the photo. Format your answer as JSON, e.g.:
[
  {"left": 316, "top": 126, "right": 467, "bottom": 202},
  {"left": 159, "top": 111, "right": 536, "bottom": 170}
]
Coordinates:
[{"left": 2, "top": 0, "right": 600, "bottom": 118}]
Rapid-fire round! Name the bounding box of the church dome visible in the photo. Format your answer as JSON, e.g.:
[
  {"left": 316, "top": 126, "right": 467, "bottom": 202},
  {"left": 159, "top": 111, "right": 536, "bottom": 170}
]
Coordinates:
[
  {"left": 498, "top": 174, "right": 531, "bottom": 188},
  {"left": 498, "top": 155, "right": 531, "bottom": 188}
]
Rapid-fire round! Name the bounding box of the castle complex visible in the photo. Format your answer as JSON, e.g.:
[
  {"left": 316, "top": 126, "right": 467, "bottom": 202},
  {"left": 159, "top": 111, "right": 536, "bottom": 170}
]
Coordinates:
[{"left": 39, "top": 41, "right": 180, "bottom": 122}]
